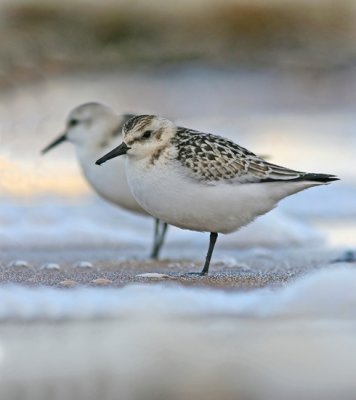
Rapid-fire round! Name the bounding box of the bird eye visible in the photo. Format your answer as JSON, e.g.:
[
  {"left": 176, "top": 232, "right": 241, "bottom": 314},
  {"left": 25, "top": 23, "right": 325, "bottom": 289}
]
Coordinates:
[
  {"left": 142, "top": 130, "right": 152, "bottom": 139},
  {"left": 69, "top": 119, "right": 79, "bottom": 127}
]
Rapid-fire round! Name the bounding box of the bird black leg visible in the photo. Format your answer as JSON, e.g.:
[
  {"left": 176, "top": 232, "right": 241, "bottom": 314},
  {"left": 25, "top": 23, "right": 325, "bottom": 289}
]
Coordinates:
[
  {"left": 186, "top": 232, "right": 218, "bottom": 276},
  {"left": 150, "top": 219, "right": 168, "bottom": 259},
  {"left": 199, "top": 232, "right": 218, "bottom": 275},
  {"left": 155, "top": 221, "right": 168, "bottom": 258}
]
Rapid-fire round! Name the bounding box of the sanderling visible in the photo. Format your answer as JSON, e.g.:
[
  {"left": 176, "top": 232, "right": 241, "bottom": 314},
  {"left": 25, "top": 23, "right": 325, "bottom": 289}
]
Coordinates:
[
  {"left": 41, "top": 103, "right": 168, "bottom": 259},
  {"left": 96, "top": 115, "right": 339, "bottom": 275}
]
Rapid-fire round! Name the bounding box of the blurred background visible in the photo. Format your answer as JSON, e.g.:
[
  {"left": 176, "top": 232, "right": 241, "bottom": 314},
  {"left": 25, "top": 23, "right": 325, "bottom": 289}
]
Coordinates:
[{"left": 0, "top": 0, "right": 356, "bottom": 251}]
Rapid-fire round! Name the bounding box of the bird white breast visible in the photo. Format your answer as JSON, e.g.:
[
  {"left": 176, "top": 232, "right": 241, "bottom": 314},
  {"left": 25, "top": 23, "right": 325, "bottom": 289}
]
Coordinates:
[
  {"left": 76, "top": 145, "right": 147, "bottom": 216},
  {"left": 126, "top": 156, "right": 320, "bottom": 234}
]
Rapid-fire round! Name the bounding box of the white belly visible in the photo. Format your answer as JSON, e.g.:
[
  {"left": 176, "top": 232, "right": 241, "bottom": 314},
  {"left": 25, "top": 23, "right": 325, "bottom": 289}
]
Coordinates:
[
  {"left": 126, "top": 158, "right": 316, "bottom": 233},
  {"left": 77, "top": 148, "right": 147, "bottom": 216}
]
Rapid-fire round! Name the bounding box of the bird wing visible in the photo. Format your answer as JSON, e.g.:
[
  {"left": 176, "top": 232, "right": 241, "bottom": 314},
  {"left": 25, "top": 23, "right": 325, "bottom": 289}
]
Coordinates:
[{"left": 174, "top": 128, "right": 336, "bottom": 184}]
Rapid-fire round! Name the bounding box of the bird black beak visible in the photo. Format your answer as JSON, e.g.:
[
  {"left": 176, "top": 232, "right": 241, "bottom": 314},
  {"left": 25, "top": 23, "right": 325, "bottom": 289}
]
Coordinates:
[
  {"left": 95, "top": 143, "right": 130, "bottom": 165},
  {"left": 41, "top": 133, "right": 67, "bottom": 154}
]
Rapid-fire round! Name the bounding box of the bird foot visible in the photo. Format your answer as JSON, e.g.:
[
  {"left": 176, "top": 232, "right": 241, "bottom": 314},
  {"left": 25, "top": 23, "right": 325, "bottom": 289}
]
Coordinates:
[{"left": 183, "top": 271, "right": 208, "bottom": 277}]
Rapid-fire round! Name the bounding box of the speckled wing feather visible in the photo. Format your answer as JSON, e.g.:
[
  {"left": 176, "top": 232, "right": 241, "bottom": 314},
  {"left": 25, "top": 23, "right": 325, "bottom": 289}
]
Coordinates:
[{"left": 173, "top": 128, "right": 335, "bottom": 184}]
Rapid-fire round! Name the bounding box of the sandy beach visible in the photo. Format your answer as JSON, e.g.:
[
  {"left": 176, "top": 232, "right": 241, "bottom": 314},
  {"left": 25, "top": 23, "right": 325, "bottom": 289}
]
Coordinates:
[{"left": 0, "top": 245, "right": 341, "bottom": 289}]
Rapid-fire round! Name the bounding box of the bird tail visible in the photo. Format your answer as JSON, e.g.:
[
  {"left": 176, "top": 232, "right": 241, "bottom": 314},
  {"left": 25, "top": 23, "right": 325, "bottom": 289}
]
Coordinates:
[{"left": 297, "top": 173, "right": 339, "bottom": 184}]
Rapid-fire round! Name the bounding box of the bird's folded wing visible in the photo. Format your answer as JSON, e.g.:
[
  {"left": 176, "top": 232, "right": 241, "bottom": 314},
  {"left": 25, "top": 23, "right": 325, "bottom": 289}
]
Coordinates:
[{"left": 175, "top": 129, "right": 304, "bottom": 184}]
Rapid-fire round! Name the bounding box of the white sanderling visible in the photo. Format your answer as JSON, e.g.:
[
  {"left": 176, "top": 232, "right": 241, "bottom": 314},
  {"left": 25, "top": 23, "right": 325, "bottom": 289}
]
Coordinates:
[
  {"left": 96, "top": 115, "right": 339, "bottom": 275},
  {"left": 41, "top": 103, "right": 168, "bottom": 259}
]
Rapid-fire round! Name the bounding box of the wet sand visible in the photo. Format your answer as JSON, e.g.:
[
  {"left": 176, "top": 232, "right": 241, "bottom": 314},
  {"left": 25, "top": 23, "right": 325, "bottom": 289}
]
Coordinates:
[{"left": 0, "top": 246, "right": 341, "bottom": 289}]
